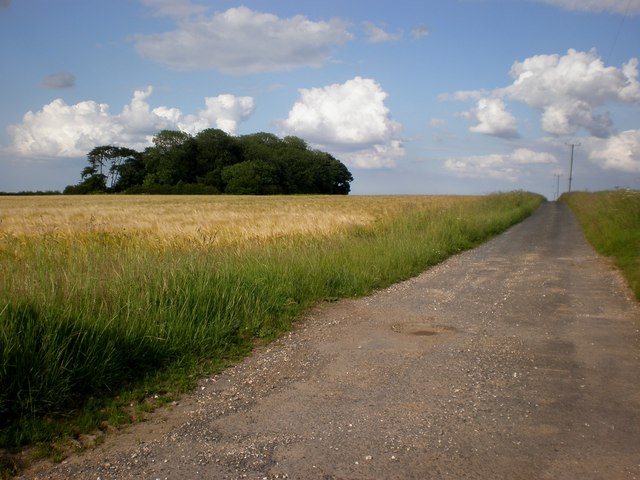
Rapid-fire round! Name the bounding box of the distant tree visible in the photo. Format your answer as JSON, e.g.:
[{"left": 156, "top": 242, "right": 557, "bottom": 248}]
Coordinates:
[
  {"left": 68, "top": 146, "right": 141, "bottom": 193},
  {"left": 282, "top": 135, "right": 308, "bottom": 151},
  {"left": 113, "top": 150, "right": 145, "bottom": 191},
  {"left": 142, "top": 130, "right": 197, "bottom": 186},
  {"left": 313, "top": 152, "right": 353, "bottom": 194},
  {"left": 194, "top": 129, "right": 242, "bottom": 190},
  {"left": 222, "top": 160, "right": 282, "bottom": 195},
  {"left": 64, "top": 168, "right": 106, "bottom": 194},
  {"left": 66, "top": 131, "right": 353, "bottom": 195},
  {"left": 105, "top": 147, "right": 138, "bottom": 189}
]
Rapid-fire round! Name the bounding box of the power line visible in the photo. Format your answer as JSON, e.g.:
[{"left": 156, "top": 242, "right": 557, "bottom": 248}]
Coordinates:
[
  {"left": 566, "top": 143, "right": 581, "bottom": 193},
  {"left": 605, "top": 0, "right": 632, "bottom": 65}
]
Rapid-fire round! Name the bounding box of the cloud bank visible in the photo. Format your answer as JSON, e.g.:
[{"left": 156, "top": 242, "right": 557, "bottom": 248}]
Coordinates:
[
  {"left": 280, "top": 77, "right": 404, "bottom": 168},
  {"left": 6, "top": 87, "right": 255, "bottom": 158},
  {"left": 135, "top": 6, "right": 352, "bottom": 74},
  {"left": 443, "top": 48, "right": 640, "bottom": 177},
  {"left": 444, "top": 148, "right": 558, "bottom": 181}
]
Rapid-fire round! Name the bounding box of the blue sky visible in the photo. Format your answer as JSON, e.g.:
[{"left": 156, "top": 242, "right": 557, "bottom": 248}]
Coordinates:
[{"left": 1, "top": 0, "right": 639, "bottom": 197}]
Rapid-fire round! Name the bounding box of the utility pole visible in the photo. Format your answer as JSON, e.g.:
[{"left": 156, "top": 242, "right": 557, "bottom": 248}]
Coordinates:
[
  {"left": 555, "top": 173, "right": 562, "bottom": 200},
  {"left": 566, "top": 142, "right": 580, "bottom": 192}
]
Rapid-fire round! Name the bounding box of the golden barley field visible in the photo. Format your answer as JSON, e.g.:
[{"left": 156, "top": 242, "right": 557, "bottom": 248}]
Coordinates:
[{"left": 0, "top": 194, "right": 473, "bottom": 247}]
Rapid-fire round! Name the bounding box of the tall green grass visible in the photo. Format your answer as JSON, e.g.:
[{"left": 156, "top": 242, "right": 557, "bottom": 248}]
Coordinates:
[
  {"left": 0, "top": 192, "right": 543, "bottom": 449},
  {"left": 561, "top": 190, "right": 640, "bottom": 300}
]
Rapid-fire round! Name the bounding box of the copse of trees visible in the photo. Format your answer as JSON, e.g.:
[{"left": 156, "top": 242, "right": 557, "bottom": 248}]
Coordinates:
[{"left": 64, "top": 129, "right": 353, "bottom": 195}]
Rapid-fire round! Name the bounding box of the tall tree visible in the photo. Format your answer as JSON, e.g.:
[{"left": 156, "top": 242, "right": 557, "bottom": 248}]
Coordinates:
[
  {"left": 143, "top": 130, "right": 197, "bottom": 185},
  {"left": 112, "top": 150, "right": 144, "bottom": 191},
  {"left": 194, "top": 129, "right": 241, "bottom": 190}
]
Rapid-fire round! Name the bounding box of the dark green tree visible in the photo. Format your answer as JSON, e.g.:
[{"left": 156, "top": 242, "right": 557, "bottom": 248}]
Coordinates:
[
  {"left": 222, "top": 160, "right": 282, "bottom": 195},
  {"left": 113, "top": 150, "right": 145, "bottom": 191},
  {"left": 142, "top": 130, "right": 197, "bottom": 186},
  {"left": 66, "top": 131, "right": 353, "bottom": 195},
  {"left": 194, "top": 129, "right": 242, "bottom": 191}
]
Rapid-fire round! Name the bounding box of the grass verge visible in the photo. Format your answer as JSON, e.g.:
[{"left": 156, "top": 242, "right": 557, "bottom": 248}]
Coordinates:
[{"left": 561, "top": 190, "right": 640, "bottom": 300}]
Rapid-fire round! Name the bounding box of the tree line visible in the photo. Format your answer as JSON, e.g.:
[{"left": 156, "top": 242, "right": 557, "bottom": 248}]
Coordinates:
[{"left": 64, "top": 129, "right": 353, "bottom": 195}]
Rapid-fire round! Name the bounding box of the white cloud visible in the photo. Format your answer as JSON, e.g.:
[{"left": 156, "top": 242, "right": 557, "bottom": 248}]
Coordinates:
[
  {"left": 588, "top": 129, "right": 640, "bottom": 172},
  {"left": 7, "top": 99, "right": 121, "bottom": 158},
  {"left": 511, "top": 148, "right": 557, "bottom": 164},
  {"left": 186, "top": 94, "right": 255, "bottom": 135},
  {"left": 444, "top": 154, "right": 519, "bottom": 181},
  {"left": 5, "top": 87, "right": 255, "bottom": 158},
  {"left": 444, "top": 148, "right": 557, "bottom": 181},
  {"left": 444, "top": 49, "right": 640, "bottom": 144},
  {"left": 40, "top": 72, "right": 76, "bottom": 89},
  {"left": 438, "top": 89, "right": 489, "bottom": 102},
  {"left": 280, "top": 77, "right": 404, "bottom": 168},
  {"left": 135, "top": 6, "right": 352, "bottom": 74},
  {"left": 342, "top": 140, "right": 405, "bottom": 169},
  {"left": 412, "top": 25, "right": 430, "bottom": 39},
  {"left": 537, "top": 0, "right": 640, "bottom": 15},
  {"left": 464, "top": 98, "right": 519, "bottom": 139},
  {"left": 503, "top": 49, "right": 640, "bottom": 137},
  {"left": 364, "top": 22, "right": 403, "bottom": 43},
  {"left": 141, "top": 0, "right": 209, "bottom": 18}
]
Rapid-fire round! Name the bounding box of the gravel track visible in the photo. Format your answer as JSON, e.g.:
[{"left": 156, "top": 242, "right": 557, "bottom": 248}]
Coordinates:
[{"left": 21, "top": 201, "right": 640, "bottom": 479}]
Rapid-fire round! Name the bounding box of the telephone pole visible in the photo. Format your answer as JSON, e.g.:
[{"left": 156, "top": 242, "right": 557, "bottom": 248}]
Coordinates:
[
  {"left": 555, "top": 173, "right": 562, "bottom": 200},
  {"left": 566, "top": 142, "right": 580, "bottom": 192}
]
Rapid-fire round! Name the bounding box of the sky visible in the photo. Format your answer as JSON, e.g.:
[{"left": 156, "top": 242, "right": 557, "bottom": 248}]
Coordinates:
[{"left": 0, "top": 0, "right": 639, "bottom": 197}]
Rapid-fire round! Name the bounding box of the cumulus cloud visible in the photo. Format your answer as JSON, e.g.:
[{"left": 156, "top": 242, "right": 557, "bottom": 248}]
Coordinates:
[
  {"left": 501, "top": 49, "right": 640, "bottom": 137},
  {"left": 462, "top": 98, "right": 519, "bottom": 139},
  {"left": 444, "top": 49, "right": 640, "bottom": 144},
  {"left": 280, "top": 77, "right": 404, "bottom": 168},
  {"left": 184, "top": 95, "right": 255, "bottom": 135},
  {"left": 135, "top": 6, "right": 352, "bottom": 74},
  {"left": 588, "top": 129, "right": 640, "bottom": 172},
  {"left": 444, "top": 148, "right": 557, "bottom": 181},
  {"left": 5, "top": 87, "right": 255, "bottom": 158},
  {"left": 40, "top": 72, "right": 76, "bottom": 89},
  {"left": 364, "top": 22, "right": 403, "bottom": 43},
  {"left": 537, "top": 0, "right": 640, "bottom": 15}
]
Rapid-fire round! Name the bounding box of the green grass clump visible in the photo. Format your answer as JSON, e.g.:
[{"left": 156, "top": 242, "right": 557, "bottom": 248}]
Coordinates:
[
  {"left": 561, "top": 190, "right": 640, "bottom": 300},
  {"left": 0, "top": 192, "right": 544, "bottom": 453}
]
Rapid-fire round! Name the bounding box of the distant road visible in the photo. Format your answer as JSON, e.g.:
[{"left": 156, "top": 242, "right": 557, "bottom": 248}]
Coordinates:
[{"left": 25, "top": 202, "right": 640, "bottom": 480}]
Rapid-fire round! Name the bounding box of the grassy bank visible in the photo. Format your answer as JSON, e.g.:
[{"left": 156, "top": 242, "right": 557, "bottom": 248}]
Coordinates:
[
  {"left": 0, "top": 192, "right": 543, "bottom": 457},
  {"left": 561, "top": 190, "right": 640, "bottom": 300}
]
